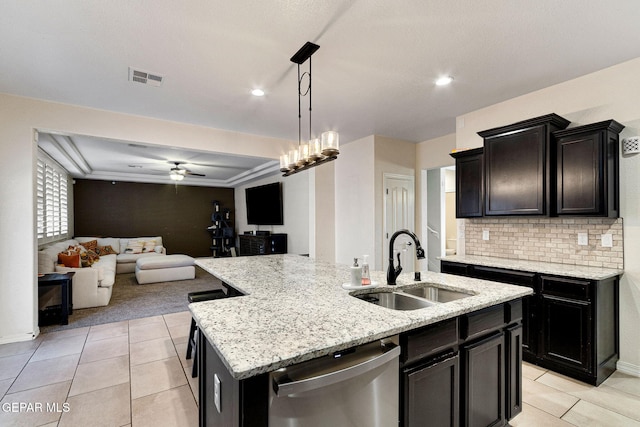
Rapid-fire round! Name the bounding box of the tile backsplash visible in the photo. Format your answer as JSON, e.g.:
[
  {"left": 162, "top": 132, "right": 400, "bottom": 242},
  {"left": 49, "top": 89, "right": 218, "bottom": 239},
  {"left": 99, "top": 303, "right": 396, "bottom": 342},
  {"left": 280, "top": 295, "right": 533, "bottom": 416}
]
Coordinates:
[{"left": 464, "top": 217, "right": 623, "bottom": 269}]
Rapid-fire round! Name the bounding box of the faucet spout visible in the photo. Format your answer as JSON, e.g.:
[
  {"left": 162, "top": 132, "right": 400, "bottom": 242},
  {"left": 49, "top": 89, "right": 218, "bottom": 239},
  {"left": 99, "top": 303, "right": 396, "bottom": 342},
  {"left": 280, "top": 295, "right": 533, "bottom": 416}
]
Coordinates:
[{"left": 387, "top": 229, "right": 425, "bottom": 285}]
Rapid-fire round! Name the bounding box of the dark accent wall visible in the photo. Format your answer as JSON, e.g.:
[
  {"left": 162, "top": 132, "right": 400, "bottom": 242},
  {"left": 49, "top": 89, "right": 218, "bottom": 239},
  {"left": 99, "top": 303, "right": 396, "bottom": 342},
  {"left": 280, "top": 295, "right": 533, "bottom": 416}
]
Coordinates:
[{"left": 73, "top": 179, "right": 234, "bottom": 257}]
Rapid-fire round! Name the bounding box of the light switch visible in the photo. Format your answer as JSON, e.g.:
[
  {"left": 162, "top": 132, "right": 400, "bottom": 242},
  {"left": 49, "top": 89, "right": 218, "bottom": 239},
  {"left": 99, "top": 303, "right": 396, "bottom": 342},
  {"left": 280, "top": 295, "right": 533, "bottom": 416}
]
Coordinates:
[
  {"left": 482, "top": 230, "right": 489, "bottom": 241},
  {"left": 214, "top": 374, "right": 221, "bottom": 413},
  {"left": 601, "top": 234, "right": 613, "bottom": 248},
  {"left": 578, "top": 233, "right": 588, "bottom": 246}
]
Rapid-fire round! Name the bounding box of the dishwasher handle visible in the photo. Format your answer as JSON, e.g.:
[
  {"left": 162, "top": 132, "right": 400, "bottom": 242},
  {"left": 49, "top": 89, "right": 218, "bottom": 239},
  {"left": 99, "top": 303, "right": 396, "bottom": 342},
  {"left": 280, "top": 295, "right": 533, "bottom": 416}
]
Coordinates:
[{"left": 273, "top": 344, "right": 400, "bottom": 396}]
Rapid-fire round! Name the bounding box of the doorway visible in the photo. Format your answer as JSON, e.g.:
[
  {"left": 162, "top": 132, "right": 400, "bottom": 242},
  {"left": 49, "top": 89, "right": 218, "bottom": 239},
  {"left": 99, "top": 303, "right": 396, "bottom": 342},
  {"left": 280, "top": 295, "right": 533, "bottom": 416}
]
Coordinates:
[{"left": 423, "top": 166, "right": 456, "bottom": 272}]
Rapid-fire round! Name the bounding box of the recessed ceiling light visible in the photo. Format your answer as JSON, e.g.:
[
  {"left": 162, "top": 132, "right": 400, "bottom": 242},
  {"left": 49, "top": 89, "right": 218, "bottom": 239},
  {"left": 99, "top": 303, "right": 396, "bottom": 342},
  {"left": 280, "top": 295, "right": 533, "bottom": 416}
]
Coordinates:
[
  {"left": 251, "top": 89, "right": 265, "bottom": 97},
  {"left": 435, "top": 76, "right": 453, "bottom": 86}
]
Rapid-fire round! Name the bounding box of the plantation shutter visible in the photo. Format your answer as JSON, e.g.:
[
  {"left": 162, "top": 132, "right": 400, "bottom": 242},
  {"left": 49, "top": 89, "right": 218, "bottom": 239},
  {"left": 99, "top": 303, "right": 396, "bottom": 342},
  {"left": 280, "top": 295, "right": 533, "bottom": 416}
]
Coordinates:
[{"left": 37, "top": 151, "right": 70, "bottom": 243}]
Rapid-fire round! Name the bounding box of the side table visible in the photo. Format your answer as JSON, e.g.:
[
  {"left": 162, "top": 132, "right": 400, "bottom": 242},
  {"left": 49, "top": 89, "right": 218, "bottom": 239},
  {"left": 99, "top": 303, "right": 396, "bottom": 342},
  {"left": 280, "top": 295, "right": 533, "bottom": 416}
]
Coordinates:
[{"left": 38, "top": 272, "right": 74, "bottom": 325}]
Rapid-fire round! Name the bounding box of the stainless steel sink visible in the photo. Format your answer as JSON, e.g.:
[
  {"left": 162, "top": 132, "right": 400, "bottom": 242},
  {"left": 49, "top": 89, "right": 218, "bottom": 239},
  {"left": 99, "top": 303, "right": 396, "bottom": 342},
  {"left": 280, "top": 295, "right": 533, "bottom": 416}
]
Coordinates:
[
  {"left": 354, "top": 292, "right": 435, "bottom": 310},
  {"left": 400, "top": 286, "right": 472, "bottom": 303}
]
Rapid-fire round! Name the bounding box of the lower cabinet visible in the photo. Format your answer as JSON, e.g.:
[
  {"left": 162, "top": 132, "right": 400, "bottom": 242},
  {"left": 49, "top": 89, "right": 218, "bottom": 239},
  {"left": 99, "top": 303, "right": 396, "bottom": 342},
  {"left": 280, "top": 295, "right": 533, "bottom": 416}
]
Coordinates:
[
  {"left": 461, "top": 332, "right": 505, "bottom": 427},
  {"left": 441, "top": 260, "right": 619, "bottom": 385},
  {"left": 400, "top": 301, "right": 523, "bottom": 427},
  {"left": 505, "top": 324, "right": 523, "bottom": 420},
  {"left": 404, "top": 352, "right": 459, "bottom": 427}
]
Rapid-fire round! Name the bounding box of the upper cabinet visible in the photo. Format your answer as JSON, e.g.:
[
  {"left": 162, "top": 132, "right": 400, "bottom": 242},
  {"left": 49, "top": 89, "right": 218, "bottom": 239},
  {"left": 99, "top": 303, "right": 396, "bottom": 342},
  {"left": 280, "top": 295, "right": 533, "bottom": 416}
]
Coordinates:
[
  {"left": 478, "top": 114, "right": 570, "bottom": 216},
  {"left": 553, "top": 120, "right": 624, "bottom": 217},
  {"left": 450, "top": 147, "right": 483, "bottom": 218}
]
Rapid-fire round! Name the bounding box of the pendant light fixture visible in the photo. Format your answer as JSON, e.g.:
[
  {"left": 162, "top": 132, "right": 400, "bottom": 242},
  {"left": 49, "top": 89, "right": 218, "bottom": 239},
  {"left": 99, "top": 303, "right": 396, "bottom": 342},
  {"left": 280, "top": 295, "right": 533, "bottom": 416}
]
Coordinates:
[{"left": 280, "top": 41, "right": 339, "bottom": 176}]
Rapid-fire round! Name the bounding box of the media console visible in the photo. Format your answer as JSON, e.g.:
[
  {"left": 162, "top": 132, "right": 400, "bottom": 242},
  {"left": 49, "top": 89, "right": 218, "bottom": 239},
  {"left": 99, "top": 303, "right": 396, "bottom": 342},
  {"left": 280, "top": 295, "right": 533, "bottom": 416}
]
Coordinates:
[{"left": 238, "top": 233, "right": 287, "bottom": 256}]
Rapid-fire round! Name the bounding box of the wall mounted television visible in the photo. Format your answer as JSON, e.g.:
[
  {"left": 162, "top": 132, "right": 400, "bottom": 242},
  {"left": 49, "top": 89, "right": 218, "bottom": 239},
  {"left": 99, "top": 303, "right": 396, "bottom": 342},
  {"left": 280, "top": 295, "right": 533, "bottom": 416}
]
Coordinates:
[{"left": 245, "top": 182, "right": 284, "bottom": 225}]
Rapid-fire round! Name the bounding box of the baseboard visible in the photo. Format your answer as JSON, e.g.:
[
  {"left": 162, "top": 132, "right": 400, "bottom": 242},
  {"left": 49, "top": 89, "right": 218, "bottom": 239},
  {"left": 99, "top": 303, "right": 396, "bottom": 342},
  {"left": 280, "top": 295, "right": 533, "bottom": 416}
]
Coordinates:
[
  {"left": 616, "top": 360, "right": 640, "bottom": 377},
  {"left": 0, "top": 328, "right": 39, "bottom": 345}
]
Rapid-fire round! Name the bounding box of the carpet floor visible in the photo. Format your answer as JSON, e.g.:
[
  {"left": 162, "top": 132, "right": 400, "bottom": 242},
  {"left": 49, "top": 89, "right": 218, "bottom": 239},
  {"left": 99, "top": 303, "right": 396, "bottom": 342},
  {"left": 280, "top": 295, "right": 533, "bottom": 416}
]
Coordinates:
[{"left": 40, "top": 266, "right": 224, "bottom": 333}]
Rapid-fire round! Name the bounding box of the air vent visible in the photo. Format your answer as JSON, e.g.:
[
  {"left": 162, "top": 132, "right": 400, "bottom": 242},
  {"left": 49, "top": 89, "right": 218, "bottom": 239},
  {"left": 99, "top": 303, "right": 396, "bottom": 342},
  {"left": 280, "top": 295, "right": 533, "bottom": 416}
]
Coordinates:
[{"left": 128, "top": 67, "right": 163, "bottom": 87}]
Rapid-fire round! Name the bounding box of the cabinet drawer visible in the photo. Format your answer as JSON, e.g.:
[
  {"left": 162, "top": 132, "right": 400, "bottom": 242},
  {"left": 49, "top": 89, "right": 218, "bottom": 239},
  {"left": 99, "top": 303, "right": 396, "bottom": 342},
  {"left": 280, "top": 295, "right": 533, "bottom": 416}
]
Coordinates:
[
  {"left": 506, "top": 299, "right": 523, "bottom": 324},
  {"left": 402, "top": 318, "right": 458, "bottom": 365},
  {"left": 462, "top": 304, "right": 506, "bottom": 341},
  {"left": 540, "top": 276, "right": 591, "bottom": 301},
  {"left": 441, "top": 261, "right": 470, "bottom": 276},
  {"left": 472, "top": 266, "right": 536, "bottom": 288}
]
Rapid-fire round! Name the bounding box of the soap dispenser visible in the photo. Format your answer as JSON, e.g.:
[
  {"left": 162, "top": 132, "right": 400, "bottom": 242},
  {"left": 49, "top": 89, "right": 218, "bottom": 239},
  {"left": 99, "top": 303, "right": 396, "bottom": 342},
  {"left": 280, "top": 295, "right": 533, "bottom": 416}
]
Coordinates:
[
  {"left": 350, "top": 258, "right": 362, "bottom": 287},
  {"left": 361, "top": 255, "right": 371, "bottom": 286}
]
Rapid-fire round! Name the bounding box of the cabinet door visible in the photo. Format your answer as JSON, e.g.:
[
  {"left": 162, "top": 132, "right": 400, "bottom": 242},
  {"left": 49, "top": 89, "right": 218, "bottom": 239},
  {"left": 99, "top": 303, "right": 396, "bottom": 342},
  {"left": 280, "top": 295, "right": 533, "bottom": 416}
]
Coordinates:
[
  {"left": 554, "top": 120, "right": 622, "bottom": 217},
  {"left": 484, "top": 125, "right": 547, "bottom": 216},
  {"left": 556, "top": 130, "right": 604, "bottom": 215},
  {"left": 452, "top": 148, "right": 484, "bottom": 218},
  {"left": 404, "top": 353, "right": 459, "bottom": 427},
  {"left": 540, "top": 294, "right": 592, "bottom": 373},
  {"left": 505, "top": 325, "right": 523, "bottom": 421},
  {"left": 462, "top": 332, "right": 505, "bottom": 427}
]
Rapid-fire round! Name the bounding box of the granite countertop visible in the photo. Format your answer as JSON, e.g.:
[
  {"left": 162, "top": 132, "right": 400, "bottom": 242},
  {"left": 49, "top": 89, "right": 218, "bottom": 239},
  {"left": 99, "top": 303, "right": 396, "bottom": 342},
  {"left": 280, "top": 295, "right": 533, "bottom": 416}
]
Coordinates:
[
  {"left": 440, "top": 254, "right": 623, "bottom": 280},
  {"left": 190, "top": 254, "right": 532, "bottom": 380}
]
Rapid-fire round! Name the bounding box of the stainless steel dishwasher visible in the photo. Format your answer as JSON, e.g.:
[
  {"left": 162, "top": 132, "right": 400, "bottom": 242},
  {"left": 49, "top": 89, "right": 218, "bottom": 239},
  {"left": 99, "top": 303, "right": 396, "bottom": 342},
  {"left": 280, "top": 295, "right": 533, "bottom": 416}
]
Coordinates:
[{"left": 269, "top": 337, "right": 400, "bottom": 427}]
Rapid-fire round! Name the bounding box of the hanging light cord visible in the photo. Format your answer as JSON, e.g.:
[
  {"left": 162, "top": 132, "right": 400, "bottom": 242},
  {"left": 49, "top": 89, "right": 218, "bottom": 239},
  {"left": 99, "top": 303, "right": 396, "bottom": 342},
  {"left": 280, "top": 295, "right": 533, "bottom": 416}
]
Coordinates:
[{"left": 297, "top": 61, "right": 312, "bottom": 147}]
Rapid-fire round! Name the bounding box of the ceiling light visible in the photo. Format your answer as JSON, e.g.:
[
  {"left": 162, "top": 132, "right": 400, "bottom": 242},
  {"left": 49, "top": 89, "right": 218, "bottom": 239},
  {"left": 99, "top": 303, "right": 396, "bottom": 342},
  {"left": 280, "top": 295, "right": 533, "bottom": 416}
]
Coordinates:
[
  {"left": 169, "top": 170, "right": 184, "bottom": 181},
  {"left": 251, "top": 89, "right": 265, "bottom": 97},
  {"left": 435, "top": 75, "right": 453, "bottom": 86},
  {"left": 281, "top": 41, "right": 339, "bottom": 177}
]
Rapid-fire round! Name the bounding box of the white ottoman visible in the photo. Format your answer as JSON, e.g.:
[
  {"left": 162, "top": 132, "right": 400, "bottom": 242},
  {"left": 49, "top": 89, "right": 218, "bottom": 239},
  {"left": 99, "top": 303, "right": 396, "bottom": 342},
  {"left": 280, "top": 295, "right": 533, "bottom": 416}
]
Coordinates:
[{"left": 135, "top": 254, "right": 195, "bottom": 284}]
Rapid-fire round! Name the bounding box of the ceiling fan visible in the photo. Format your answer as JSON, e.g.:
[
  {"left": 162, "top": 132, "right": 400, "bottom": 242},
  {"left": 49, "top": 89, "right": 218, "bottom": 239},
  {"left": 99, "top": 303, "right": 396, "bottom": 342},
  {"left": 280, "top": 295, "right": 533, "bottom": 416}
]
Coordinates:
[{"left": 169, "top": 161, "right": 205, "bottom": 181}]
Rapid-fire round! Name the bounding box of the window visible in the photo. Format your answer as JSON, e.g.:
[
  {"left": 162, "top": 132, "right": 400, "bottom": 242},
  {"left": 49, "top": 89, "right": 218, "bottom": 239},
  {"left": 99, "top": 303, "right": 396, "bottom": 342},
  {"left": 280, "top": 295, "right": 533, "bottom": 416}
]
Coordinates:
[{"left": 37, "top": 150, "right": 70, "bottom": 243}]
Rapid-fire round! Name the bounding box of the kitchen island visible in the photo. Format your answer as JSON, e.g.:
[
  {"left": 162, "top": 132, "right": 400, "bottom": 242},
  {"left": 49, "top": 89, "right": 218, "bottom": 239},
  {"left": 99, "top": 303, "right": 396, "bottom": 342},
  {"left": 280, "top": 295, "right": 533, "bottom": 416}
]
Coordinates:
[{"left": 190, "top": 254, "right": 533, "bottom": 426}]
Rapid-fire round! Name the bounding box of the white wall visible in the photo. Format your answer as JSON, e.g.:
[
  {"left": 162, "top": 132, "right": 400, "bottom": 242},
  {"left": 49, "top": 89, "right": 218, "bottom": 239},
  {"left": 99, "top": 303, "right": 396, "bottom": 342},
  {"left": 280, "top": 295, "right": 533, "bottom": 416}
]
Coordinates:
[
  {"left": 457, "top": 57, "right": 640, "bottom": 375},
  {"left": 0, "top": 93, "right": 294, "bottom": 343},
  {"left": 234, "top": 172, "right": 309, "bottom": 255},
  {"left": 335, "top": 136, "right": 376, "bottom": 267},
  {"left": 308, "top": 163, "right": 336, "bottom": 262}
]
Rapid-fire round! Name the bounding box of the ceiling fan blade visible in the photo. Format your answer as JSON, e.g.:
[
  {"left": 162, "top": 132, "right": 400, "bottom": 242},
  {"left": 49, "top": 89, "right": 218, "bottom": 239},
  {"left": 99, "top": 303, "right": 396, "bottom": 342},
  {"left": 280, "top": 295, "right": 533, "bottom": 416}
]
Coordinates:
[{"left": 185, "top": 172, "right": 206, "bottom": 177}]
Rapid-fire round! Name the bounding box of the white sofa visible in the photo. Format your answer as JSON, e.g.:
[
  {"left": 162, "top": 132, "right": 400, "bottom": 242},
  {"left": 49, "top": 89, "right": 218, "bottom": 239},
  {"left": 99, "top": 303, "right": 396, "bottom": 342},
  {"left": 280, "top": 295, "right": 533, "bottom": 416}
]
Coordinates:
[{"left": 38, "top": 236, "right": 166, "bottom": 309}]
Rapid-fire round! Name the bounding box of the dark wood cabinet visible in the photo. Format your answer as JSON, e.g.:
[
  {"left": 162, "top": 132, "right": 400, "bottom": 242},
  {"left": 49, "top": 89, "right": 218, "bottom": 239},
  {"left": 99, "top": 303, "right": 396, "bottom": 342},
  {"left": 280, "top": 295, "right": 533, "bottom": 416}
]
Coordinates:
[
  {"left": 400, "top": 302, "right": 522, "bottom": 427},
  {"left": 404, "top": 352, "right": 460, "bottom": 427},
  {"left": 479, "top": 114, "right": 570, "bottom": 216},
  {"left": 553, "top": 120, "right": 624, "bottom": 217},
  {"left": 539, "top": 293, "right": 591, "bottom": 372},
  {"left": 450, "top": 148, "right": 484, "bottom": 218},
  {"left": 505, "top": 324, "right": 523, "bottom": 420},
  {"left": 461, "top": 332, "right": 505, "bottom": 427},
  {"left": 441, "top": 260, "right": 619, "bottom": 385}
]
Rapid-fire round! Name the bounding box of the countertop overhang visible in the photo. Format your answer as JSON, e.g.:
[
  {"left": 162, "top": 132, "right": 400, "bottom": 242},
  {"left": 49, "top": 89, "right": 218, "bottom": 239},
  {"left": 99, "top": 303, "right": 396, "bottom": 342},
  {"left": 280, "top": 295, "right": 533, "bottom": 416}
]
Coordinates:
[{"left": 190, "top": 255, "right": 532, "bottom": 380}]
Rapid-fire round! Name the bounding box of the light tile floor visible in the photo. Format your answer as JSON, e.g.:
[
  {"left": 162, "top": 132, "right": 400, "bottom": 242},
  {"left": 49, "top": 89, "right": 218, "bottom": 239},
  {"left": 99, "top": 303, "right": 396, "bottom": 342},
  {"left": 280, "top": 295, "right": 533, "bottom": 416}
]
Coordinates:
[{"left": 1, "top": 312, "right": 639, "bottom": 426}]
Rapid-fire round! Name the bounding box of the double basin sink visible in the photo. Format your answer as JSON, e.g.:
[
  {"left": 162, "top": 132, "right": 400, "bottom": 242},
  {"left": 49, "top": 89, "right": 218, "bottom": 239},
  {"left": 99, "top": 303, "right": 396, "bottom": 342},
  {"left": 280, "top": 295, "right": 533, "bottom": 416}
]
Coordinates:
[{"left": 355, "top": 285, "right": 472, "bottom": 310}]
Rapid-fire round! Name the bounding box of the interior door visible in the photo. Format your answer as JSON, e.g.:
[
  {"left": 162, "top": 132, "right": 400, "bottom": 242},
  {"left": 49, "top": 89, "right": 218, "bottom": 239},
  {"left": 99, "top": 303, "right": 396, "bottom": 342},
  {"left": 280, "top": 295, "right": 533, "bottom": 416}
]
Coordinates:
[
  {"left": 384, "top": 174, "right": 415, "bottom": 273},
  {"left": 426, "top": 168, "right": 444, "bottom": 272}
]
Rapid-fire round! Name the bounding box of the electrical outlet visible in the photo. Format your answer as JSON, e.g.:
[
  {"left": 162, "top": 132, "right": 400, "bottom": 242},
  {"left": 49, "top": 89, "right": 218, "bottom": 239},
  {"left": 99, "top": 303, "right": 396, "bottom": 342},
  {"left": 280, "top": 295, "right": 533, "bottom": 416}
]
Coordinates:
[
  {"left": 482, "top": 230, "right": 489, "bottom": 241},
  {"left": 577, "top": 233, "right": 588, "bottom": 246},
  {"left": 601, "top": 233, "right": 613, "bottom": 248}
]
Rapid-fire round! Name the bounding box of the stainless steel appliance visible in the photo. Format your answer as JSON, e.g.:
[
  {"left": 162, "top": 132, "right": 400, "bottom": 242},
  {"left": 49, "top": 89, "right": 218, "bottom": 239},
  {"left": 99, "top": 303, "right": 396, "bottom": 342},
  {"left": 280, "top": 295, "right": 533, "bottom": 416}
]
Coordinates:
[{"left": 269, "top": 337, "right": 400, "bottom": 427}]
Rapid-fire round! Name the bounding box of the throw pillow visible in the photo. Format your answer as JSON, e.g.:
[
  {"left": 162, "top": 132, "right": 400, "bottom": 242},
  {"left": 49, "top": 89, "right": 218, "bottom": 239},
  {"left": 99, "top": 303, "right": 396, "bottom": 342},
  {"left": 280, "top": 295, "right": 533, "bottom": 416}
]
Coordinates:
[
  {"left": 124, "top": 240, "right": 144, "bottom": 254},
  {"left": 58, "top": 252, "right": 81, "bottom": 268},
  {"left": 95, "top": 245, "right": 117, "bottom": 255},
  {"left": 142, "top": 240, "right": 156, "bottom": 253},
  {"left": 79, "top": 249, "right": 100, "bottom": 267},
  {"left": 80, "top": 239, "right": 98, "bottom": 251}
]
